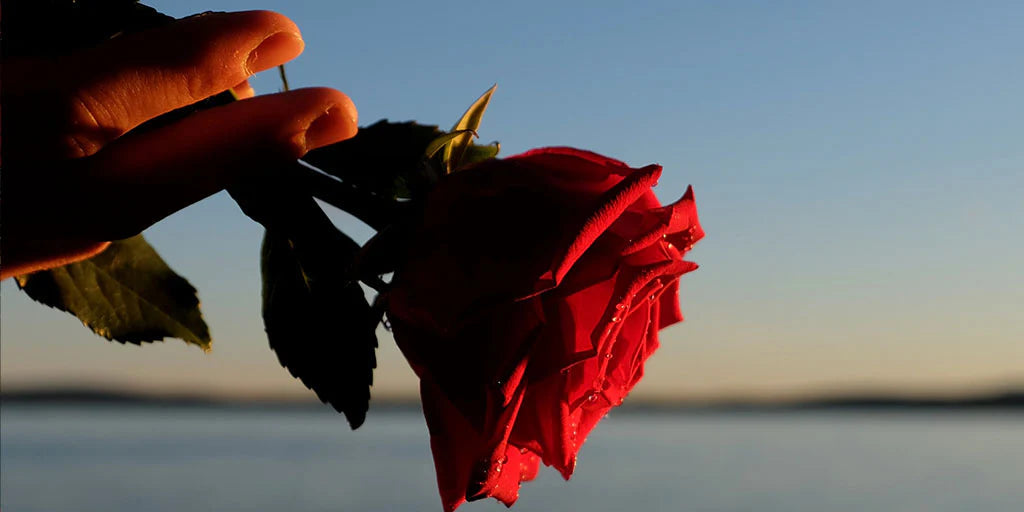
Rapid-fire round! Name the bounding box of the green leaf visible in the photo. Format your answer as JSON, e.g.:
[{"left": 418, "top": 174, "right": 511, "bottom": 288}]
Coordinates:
[
  {"left": 444, "top": 84, "right": 497, "bottom": 174},
  {"left": 462, "top": 141, "right": 501, "bottom": 167},
  {"left": 424, "top": 129, "right": 477, "bottom": 159},
  {"left": 261, "top": 215, "right": 378, "bottom": 429},
  {"left": 14, "top": 235, "right": 211, "bottom": 350}
]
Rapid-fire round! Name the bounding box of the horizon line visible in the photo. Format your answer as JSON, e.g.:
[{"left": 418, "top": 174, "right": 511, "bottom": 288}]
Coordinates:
[{"left": 3, "top": 386, "right": 1022, "bottom": 411}]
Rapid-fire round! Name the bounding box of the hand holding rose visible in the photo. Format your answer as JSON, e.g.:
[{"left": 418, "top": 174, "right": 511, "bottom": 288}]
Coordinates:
[
  {"left": 2, "top": 5, "right": 704, "bottom": 509},
  {"left": 0, "top": 10, "right": 358, "bottom": 279}
]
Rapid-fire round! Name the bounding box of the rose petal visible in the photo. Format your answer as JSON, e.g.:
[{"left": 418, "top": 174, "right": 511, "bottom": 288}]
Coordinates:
[
  {"left": 466, "top": 443, "right": 538, "bottom": 506},
  {"left": 393, "top": 299, "right": 544, "bottom": 427},
  {"left": 629, "top": 298, "right": 665, "bottom": 388},
  {"left": 666, "top": 186, "right": 701, "bottom": 236},
  {"left": 510, "top": 146, "right": 634, "bottom": 176},
  {"left": 388, "top": 148, "right": 704, "bottom": 509},
  {"left": 606, "top": 300, "right": 653, "bottom": 406},
  {"left": 550, "top": 163, "right": 663, "bottom": 286},
  {"left": 509, "top": 374, "right": 580, "bottom": 478},
  {"left": 518, "top": 447, "right": 541, "bottom": 481},
  {"left": 394, "top": 149, "right": 651, "bottom": 330},
  {"left": 419, "top": 379, "right": 478, "bottom": 512},
  {"left": 658, "top": 279, "right": 684, "bottom": 329},
  {"left": 421, "top": 376, "right": 531, "bottom": 511}
]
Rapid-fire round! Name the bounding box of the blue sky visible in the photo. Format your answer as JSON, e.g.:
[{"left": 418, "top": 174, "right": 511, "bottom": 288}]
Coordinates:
[{"left": 2, "top": 0, "right": 1022, "bottom": 401}]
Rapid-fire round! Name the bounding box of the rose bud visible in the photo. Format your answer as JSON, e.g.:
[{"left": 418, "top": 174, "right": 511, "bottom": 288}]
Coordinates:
[{"left": 388, "top": 147, "right": 703, "bottom": 511}]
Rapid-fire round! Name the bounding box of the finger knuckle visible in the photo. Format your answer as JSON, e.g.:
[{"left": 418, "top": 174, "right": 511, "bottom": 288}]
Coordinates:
[{"left": 63, "top": 93, "right": 114, "bottom": 158}]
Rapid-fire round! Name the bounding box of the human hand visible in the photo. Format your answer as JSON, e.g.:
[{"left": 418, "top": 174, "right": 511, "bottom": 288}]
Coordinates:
[{"left": 0, "top": 10, "right": 358, "bottom": 279}]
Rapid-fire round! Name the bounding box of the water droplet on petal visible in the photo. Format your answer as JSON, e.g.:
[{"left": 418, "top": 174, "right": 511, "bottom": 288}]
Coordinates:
[
  {"left": 611, "top": 316, "right": 621, "bottom": 323},
  {"left": 604, "top": 353, "right": 613, "bottom": 359},
  {"left": 615, "top": 303, "right": 626, "bottom": 311}
]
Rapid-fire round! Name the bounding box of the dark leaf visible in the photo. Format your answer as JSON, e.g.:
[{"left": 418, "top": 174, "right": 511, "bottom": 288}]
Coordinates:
[
  {"left": 15, "top": 235, "right": 211, "bottom": 350},
  {"left": 303, "top": 119, "right": 502, "bottom": 201},
  {"left": 261, "top": 222, "right": 378, "bottom": 429},
  {"left": 303, "top": 120, "right": 444, "bottom": 199},
  {"left": 3, "top": 0, "right": 173, "bottom": 58},
  {"left": 354, "top": 220, "right": 418, "bottom": 279},
  {"left": 232, "top": 166, "right": 378, "bottom": 428},
  {"left": 228, "top": 164, "right": 308, "bottom": 233}
]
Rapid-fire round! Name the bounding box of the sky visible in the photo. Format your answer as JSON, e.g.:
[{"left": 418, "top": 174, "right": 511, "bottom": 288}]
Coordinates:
[{"left": 2, "top": 0, "right": 1022, "bottom": 402}]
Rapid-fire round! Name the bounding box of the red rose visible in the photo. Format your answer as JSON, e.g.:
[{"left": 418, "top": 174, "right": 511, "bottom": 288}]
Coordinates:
[{"left": 388, "top": 147, "right": 702, "bottom": 511}]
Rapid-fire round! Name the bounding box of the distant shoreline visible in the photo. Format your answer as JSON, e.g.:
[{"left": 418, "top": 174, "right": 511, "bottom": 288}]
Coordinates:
[{"left": 2, "top": 388, "right": 1022, "bottom": 412}]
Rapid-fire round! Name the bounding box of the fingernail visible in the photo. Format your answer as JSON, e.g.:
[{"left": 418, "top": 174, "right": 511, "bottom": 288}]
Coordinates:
[
  {"left": 231, "top": 79, "right": 255, "bottom": 99},
  {"left": 304, "top": 106, "right": 356, "bottom": 152},
  {"left": 246, "top": 31, "right": 304, "bottom": 74}
]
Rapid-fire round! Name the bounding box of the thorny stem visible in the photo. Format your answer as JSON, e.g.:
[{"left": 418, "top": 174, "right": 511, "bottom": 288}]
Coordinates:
[
  {"left": 298, "top": 162, "right": 407, "bottom": 232},
  {"left": 278, "top": 65, "right": 291, "bottom": 92}
]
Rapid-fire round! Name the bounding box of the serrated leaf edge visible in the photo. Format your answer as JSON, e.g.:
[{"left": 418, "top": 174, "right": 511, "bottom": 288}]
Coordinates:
[
  {"left": 20, "top": 259, "right": 211, "bottom": 351},
  {"left": 77, "top": 259, "right": 211, "bottom": 350}
]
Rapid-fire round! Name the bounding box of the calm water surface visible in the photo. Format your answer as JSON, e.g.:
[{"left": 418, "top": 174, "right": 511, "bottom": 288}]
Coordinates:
[{"left": 2, "top": 405, "right": 1022, "bottom": 512}]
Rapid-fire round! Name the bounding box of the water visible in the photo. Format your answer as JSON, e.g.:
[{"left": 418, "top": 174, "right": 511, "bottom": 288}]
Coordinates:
[{"left": 2, "top": 405, "right": 1022, "bottom": 512}]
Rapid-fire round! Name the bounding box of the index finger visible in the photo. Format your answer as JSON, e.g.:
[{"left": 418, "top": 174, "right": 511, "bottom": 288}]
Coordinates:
[{"left": 68, "top": 10, "right": 305, "bottom": 155}]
